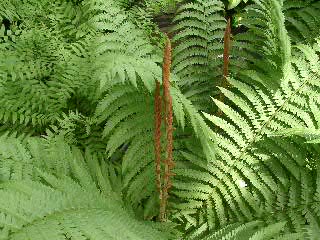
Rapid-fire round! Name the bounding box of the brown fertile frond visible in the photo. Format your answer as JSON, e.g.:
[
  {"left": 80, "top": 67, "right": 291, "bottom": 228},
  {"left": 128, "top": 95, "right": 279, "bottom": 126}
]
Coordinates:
[
  {"left": 154, "top": 80, "right": 162, "bottom": 200},
  {"left": 218, "top": 16, "right": 232, "bottom": 117},
  {"left": 159, "top": 36, "right": 174, "bottom": 222}
]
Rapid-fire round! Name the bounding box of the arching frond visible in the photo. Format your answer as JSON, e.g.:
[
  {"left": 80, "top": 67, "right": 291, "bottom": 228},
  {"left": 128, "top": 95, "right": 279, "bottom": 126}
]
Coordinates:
[
  {"left": 233, "top": 0, "right": 291, "bottom": 86},
  {"left": 94, "top": 82, "right": 215, "bottom": 219},
  {"left": 284, "top": 0, "right": 320, "bottom": 45},
  {"left": 171, "top": 28, "right": 320, "bottom": 240},
  {"left": 171, "top": 0, "right": 226, "bottom": 111},
  {"left": 0, "top": 136, "right": 173, "bottom": 240},
  {"left": 197, "top": 221, "right": 305, "bottom": 240}
]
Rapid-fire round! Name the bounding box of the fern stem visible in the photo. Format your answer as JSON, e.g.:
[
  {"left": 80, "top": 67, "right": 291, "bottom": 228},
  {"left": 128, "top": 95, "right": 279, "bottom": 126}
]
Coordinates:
[
  {"left": 154, "top": 80, "right": 163, "bottom": 201},
  {"left": 218, "top": 16, "right": 232, "bottom": 116},
  {"left": 160, "top": 36, "right": 174, "bottom": 222}
]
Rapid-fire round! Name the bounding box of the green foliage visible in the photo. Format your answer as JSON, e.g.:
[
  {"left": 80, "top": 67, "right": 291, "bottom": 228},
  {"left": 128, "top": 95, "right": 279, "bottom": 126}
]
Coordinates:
[
  {"left": 171, "top": 0, "right": 320, "bottom": 239},
  {"left": 94, "top": 80, "right": 215, "bottom": 219},
  {"left": 0, "top": 136, "right": 173, "bottom": 239},
  {"left": 233, "top": 0, "right": 291, "bottom": 87},
  {"left": 198, "top": 62, "right": 320, "bottom": 233},
  {"left": 171, "top": 0, "right": 226, "bottom": 111},
  {"left": 119, "top": 0, "right": 183, "bottom": 14},
  {"left": 200, "top": 221, "right": 305, "bottom": 240},
  {"left": 0, "top": 0, "right": 98, "bottom": 136},
  {"left": 284, "top": 0, "right": 320, "bottom": 45},
  {"left": 227, "top": 0, "right": 250, "bottom": 9},
  {"left": 1, "top": 0, "right": 320, "bottom": 239}
]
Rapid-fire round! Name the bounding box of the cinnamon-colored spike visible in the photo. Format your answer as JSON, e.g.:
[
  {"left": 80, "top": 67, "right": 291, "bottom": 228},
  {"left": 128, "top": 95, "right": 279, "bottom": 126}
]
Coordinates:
[
  {"left": 154, "top": 80, "right": 162, "bottom": 199},
  {"left": 218, "top": 16, "right": 232, "bottom": 117},
  {"left": 159, "top": 36, "right": 174, "bottom": 222}
]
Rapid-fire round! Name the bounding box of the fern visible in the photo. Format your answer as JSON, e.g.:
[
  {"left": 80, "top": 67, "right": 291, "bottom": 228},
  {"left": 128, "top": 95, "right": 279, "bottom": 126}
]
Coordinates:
[
  {"left": 171, "top": 0, "right": 226, "bottom": 111},
  {"left": 94, "top": 81, "right": 215, "bottom": 218},
  {"left": 87, "top": 1, "right": 216, "bottom": 219},
  {"left": 0, "top": 0, "right": 160, "bottom": 136},
  {"left": 233, "top": 0, "right": 291, "bottom": 87},
  {"left": 0, "top": 0, "right": 98, "bottom": 135},
  {"left": 170, "top": 1, "right": 320, "bottom": 238},
  {"left": 0, "top": 135, "right": 174, "bottom": 240},
  {"left": 198, "top": 221, "right": 305, "bottom": 240},
  {"left": 2, "top": 0, "right": 320, "bottom": 239},
  {"left": 284, "top": 0, "right": 320, "bottom": 45}
]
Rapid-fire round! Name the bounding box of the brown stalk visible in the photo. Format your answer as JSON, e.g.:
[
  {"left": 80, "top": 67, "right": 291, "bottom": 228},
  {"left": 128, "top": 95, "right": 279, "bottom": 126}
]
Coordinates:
[
  {"left": 154, "top": 80, "right": 162, "bottom": 199},
  {"left": 159, "top": 36, "right": 174, "bottom": 222},
  {"left": 218, "top": 15, "right": 232, "bottom": 117}
]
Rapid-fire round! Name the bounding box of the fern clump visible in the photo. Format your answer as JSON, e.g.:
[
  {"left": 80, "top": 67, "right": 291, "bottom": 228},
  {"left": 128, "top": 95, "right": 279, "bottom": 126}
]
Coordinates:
[
  {"left": 1, "top": 0, "right": 320, "bottom": 239},
  {"left": 0, "top": 136, "right": 175, "bottom": 239},
  {"left": 171, "top": 0, "right": 320, "bottom": 238}
]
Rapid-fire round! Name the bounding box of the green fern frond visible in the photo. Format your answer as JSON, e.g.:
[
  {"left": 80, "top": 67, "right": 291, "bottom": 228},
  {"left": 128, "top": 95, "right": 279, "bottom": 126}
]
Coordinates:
[
  {"left": 94, "top": 81, "right": 215, "bottom": 219},
  {"left": 89, "top": 6, "right": 162, "bottom": 91},
  {"left": 0, "top": 0, "right": 17, "bottom": 23},
  {"left": 198, "top": 221, "right": 305, "bottom": 240},
  {"left": 0, "top": 136, "right": 173, "bottom": 240},
  {"left": 172, "top": 32, "right": 320, "bottom": 239},
  {"left": 170, "top": 0, "right": 226, "bottom": 111},
  {"left": 172, "top": 0, "right": 225, "bottom": 77},
  {"left": 0, "top": 24, "right": 93, "bottom": 133},
  {"left": 0, "top": 176, "right": 169, "bottom": 240},
  {"left": 284, "top": 0, "right": 320, "bottom": 45},
  {"left": 0, "top": 0, "right": 164, "bottom": 138},
  {"left": 3, "top": 0, "right": 320, "bottom": 239},
  {"left": 234, "top": 0, "right": 291, "bottom": 86}
]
